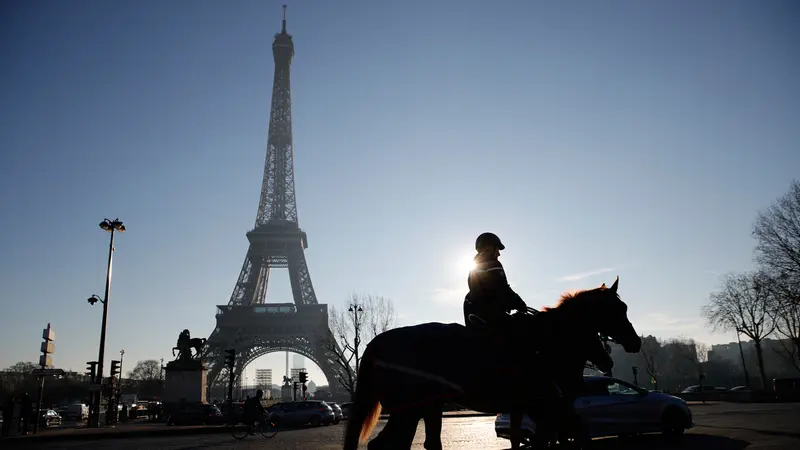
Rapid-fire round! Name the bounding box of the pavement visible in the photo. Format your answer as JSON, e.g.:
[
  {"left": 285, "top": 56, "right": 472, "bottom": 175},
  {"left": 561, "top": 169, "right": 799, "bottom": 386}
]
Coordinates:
[{"left": 3, "top": 402, "right": 798, "bottom": 449}]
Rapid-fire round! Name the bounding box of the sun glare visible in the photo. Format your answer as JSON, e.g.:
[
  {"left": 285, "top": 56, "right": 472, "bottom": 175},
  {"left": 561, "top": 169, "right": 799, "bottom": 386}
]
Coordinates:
[{"left": 456, "top": 252, "right": 476, "bottom": 275}]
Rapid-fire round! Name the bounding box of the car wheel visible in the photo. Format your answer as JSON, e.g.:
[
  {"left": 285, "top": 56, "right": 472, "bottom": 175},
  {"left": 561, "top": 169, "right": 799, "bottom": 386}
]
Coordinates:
[
  {"left": 310, "top": 416, "right": 321, "bottom": 427},
  {"left": 661, "top": 408, "right": 686, "bottom": 438},
  {"left": 333, "top": 419, "right": 340, "bottom": 425}
]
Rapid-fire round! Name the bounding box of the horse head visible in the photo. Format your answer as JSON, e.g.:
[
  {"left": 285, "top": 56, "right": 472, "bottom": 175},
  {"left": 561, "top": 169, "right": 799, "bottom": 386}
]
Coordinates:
[
  {"left": 582, "top": 277, "right": 641, "bottom": 353},
  {"left": 543, "top": 276, "right": 641, "bottom": 354}
]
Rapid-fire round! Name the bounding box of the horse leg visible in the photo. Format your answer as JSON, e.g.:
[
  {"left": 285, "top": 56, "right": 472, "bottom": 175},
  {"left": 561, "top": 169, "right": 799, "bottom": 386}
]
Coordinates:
[
  {"left": 366, "top": 413, "right": 394, "bottom": 450},
  {"left": 510, "top": 409, "right": 523, "bottom": 450},
  {"left": 367, "top": 409, "right": 420, "bottom": 450},
  {"left": 343, "top": 348, "right": 382, "bottom": 450},
  {"left": 422, "top": 403, "right": 442, "bottom": 450}
]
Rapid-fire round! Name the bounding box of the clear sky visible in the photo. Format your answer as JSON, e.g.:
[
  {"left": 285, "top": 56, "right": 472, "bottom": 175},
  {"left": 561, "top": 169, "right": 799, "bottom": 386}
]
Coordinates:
[{"left": 1, "top": 0, "right": 798, "bottom": 387}]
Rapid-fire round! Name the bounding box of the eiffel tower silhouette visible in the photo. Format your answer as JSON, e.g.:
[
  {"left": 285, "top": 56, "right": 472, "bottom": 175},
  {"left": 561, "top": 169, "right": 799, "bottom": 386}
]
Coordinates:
[{"left": 203, "top": 6, "right": 340, "bottom": 394}]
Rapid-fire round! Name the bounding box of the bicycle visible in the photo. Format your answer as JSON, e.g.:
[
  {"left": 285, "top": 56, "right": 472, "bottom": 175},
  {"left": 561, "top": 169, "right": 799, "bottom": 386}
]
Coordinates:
[{"left": 229, "top": 411, "right": 278, "bottom": 440}]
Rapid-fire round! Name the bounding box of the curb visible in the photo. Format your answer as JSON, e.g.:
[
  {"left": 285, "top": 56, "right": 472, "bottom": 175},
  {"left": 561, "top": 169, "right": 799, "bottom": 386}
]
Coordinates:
[
  {"left": 379, "top": 412, "right": 494, "bottom": 419},
  {"left": 2, "top": 425, "right": 230, "bottom": 445},
  {"left": 3, "top": 412, "right": 495, "bottom": 444}
]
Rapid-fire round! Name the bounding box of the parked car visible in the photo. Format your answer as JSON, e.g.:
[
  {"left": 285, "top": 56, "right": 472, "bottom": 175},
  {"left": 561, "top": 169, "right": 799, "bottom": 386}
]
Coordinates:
[
  {"left": 339, "top": 402, "right": 353, "bottom": 419},
  {"left": 680, "top": 384, "right": 726, "bottom": 401},
  {"left": 219, "top": 401, "right": 246, "bottom": 422},
  {"left": 681, "top": 385, "right": 723, "bottom": 394},
  {"left": 58, "top": 403, "right": 89, "bottom": 421},
  {"left": 269, "top": 400, "right": 335, "bottom": 427},
  {"left": 325, "top": 402, "right": 343, "bottom": 424},
  {"left": 165, "top": 404, "right": 224, "bottom": 426},
  {"left": 496, "top": 376, "right": 693, "bottom": 444},
  {"left": 774, "top": 377, "right": 800, "bottom": 401},
  {"left": 37, "top": 409, "right": 63, "bottom": 428}
]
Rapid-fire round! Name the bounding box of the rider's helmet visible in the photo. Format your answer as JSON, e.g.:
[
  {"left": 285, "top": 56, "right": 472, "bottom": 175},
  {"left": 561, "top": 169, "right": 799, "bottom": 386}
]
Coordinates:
[
  {"left": 256, "top": 389, "right": 264, "bottom": 398},
  {"left": 475, "top": 232, "right": 505, "bottom": 252}
]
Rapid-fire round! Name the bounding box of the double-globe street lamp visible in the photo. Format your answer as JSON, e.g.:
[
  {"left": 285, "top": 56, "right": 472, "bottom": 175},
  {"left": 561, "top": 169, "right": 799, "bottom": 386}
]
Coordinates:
[
  {"left": 87, "top": 218, "right": 126, "bottom": 426},
  {"left": 348, "top": 304, "right": 364, "bottom": 377}
]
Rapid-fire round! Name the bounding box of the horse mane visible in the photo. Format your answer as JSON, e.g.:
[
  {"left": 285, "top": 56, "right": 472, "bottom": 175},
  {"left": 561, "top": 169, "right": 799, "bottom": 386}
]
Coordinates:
[{"left": 542, "top": 286, "right": 603, "bottom": 312}]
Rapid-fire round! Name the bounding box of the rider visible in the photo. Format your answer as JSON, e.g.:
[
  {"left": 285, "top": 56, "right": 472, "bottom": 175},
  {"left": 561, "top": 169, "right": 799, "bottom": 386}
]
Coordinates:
[
  {"left": 463, "top": 232, "right": 527, "bottom": 333},
  {"left": 243, "top": 389, "right": 266, "bottom": 435}
]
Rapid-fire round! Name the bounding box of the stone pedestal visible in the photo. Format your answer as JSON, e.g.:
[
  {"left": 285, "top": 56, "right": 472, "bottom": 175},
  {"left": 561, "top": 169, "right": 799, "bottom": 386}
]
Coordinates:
[
  {"left": 164, "top": 359, "right": 207, "bottom": 404},
  {"left": 281, "top": 383, "right": 294, "bottom": 401}
]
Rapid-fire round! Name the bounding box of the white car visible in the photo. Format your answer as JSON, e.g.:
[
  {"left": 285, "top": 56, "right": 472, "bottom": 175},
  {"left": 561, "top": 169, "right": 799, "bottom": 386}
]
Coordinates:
[{"left": 496, "top": 376, "right": 693, "bottom": 443}]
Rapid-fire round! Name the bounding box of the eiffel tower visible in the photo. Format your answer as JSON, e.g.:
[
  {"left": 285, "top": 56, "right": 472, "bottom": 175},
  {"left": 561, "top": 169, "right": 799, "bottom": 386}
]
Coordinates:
[{"left": 203, "top": 6, "right": 340, "bottom": 394}]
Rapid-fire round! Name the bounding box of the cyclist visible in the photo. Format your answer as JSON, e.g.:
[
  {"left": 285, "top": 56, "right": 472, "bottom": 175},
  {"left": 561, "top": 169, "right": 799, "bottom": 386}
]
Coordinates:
[{"left": 243, "top": 389, "right": 266, "bottom": 435}]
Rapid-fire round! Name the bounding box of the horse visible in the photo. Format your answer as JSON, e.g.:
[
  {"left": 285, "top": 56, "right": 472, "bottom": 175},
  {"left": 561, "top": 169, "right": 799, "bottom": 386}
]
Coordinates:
[
  {"left": 343, "top": 277, "right": 641, "bottom": 450},
  {"left": 172, "top": 329, "right": 207, "bottom": 360},
  {"left": 188, "top": 337, "right": 207, "bottom": 358},
  {"left": 367, "top": 330, "right": 616, "bottom": 450}
]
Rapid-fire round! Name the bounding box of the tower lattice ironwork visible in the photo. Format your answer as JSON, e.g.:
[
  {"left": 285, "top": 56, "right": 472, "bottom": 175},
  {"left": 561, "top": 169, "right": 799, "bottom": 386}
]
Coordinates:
[{"left": 203, "top": 6, "right": 341, "bottom": 394}]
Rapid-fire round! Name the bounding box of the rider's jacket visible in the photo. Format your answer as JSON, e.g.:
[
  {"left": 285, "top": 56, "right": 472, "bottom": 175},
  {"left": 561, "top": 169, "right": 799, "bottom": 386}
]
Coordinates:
[
  {"left": 243, "top": 396, "right": 265, "bottom": 417},
  {"left": 463, "top": 252, "right": 527, "bottom": 329}
]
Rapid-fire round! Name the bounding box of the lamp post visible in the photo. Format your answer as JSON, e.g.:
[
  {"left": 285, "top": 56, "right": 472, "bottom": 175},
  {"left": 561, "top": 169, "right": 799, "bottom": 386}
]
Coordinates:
[
  {"left": 348, "top": 304, "right": 364, "bottom": 377},
  {"left": 160, "top": 357, "right": 165, "bottom": 398},
  {"left": 87, "top": 218, "right": 126, "bottom": 426},
  {"left": 119, "top": 349, "right": 125, "bottom": 391}
]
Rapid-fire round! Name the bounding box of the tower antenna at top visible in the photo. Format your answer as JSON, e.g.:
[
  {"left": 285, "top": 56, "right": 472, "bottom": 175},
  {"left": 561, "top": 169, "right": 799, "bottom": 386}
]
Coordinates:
[{"left": 282, "top": 4, "right": 287, "bottom": 32}]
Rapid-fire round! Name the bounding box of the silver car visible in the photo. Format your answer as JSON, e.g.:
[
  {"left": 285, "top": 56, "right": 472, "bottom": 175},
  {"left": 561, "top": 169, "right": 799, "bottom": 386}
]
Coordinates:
[
  {"left": 496, "top": 376, "right": 693, "bottom": 442},
  {"left": 325, "top": 402, "right": 343, "bottom": 424}
]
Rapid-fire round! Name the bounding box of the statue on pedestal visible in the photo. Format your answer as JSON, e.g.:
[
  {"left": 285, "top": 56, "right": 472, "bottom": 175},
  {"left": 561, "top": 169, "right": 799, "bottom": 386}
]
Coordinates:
[{"left": 167, "top": 329, "right": 206, "bottom": 369}]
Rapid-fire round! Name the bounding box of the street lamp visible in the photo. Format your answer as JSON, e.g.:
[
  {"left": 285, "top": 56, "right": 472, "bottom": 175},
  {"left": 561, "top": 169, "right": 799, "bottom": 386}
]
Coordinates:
[
  {"left": 87, "top": 218, "right": 125, "bottom": 426},
  {"left": 348, "top": 304, "right": 364, "bottom": 377},
  {"left": 119, "top": 349, "right": 125, "bottom": 390}
]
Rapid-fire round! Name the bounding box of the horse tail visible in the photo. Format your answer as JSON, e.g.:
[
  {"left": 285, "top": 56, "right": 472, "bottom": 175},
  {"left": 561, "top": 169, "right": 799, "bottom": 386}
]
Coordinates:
[{"left": 343, "top": 345, "right": 382, "bottom": 450}]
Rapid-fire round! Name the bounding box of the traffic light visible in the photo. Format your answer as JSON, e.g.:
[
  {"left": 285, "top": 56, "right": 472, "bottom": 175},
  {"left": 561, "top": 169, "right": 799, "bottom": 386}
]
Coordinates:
[
  {"left": 298, "top": 371, "right": 308, "bottom": 384},
  {"left": 224, "top": 349, "right": 236, "bottom": 369},
  {"left": 86, "top": 361, "right": 98, "bottom": 379},
  {"left": 40, "top": 323, "right": 55, "bottom": 367},
  {"left": 110, "top": 360, "right": 121, "bottom": 378},
  {"left": 632, "top": 366, "right": 639, "bottom": 376}
]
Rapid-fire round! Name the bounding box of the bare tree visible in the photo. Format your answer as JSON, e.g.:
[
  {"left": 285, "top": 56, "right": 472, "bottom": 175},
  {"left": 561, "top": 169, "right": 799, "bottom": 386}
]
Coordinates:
[
  {"left": 127, "top": 360, "right": 162, "bottom": 381},
  {"left": 764, "top": 273, "right": 800, "bottom": 372},
  {"left": 639, "top": 335, "right": 662, "bottom": 390},
  {"left": 753, "top": 180, "right": 800, "bottom": 304},
  {"left": 702, "top": 272, "right": 776, "bottom": 389},
  {"left": 5, "top": 362, "right": 39, "bottom": 374},
  {"left": 323, "top": 294, "right": 397, "bottom": 399}
]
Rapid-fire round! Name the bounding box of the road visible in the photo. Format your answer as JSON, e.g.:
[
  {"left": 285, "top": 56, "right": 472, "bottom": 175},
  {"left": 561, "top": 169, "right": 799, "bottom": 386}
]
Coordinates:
[{"left": 11, "top": 402, "right": 800, "bottom": 449}]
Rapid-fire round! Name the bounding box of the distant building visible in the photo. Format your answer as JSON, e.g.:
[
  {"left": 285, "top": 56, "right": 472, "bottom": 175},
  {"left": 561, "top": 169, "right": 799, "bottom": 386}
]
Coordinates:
[
  {"left": 708, "top": 341, "right": 745, "bottom": 363},
  {"left": 255, "top": 369, "right": 272, "bottom": 390},
  {"left": 307, "top": 380, "right": 317, "bottom": 393},
  {"left": 290, "top": 367, "right": 306, "bottom": 382}
]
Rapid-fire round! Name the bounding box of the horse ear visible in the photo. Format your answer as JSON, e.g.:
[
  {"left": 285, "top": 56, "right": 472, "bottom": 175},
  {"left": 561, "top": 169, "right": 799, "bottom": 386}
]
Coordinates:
[
  {"left": 610, "top": 276, "right": 619, "bottom": 293},
  {"left": 600, "top": 283, "right": 607, "bottom": 289}
]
